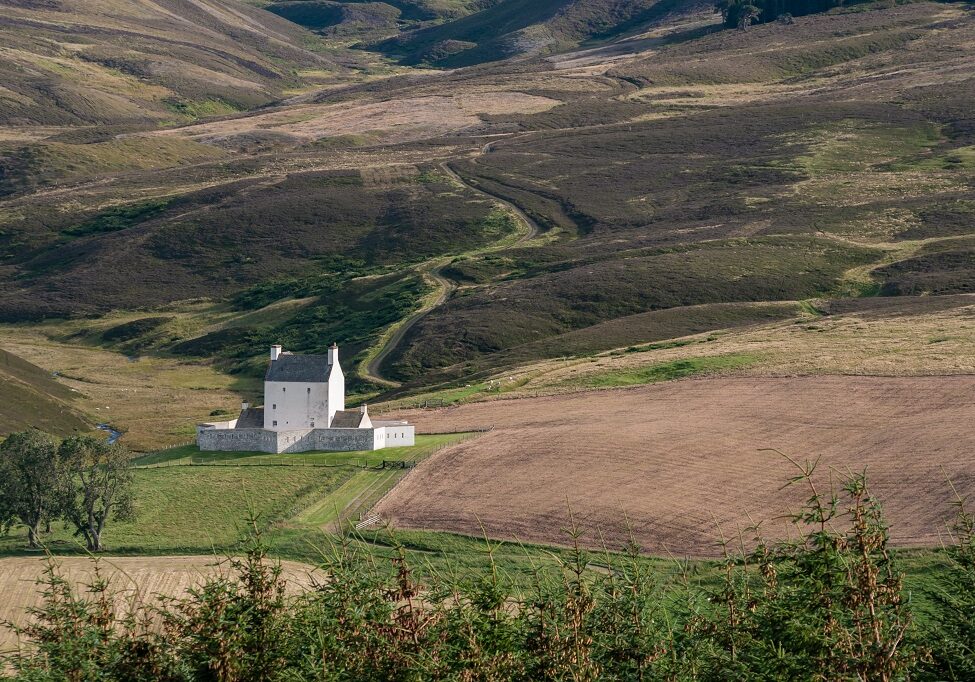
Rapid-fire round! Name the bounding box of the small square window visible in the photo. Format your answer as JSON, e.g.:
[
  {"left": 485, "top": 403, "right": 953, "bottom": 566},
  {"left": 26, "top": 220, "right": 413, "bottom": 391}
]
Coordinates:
[
  {"left": 272, "top": 420, "right": 278, "bottom": 427},
  {"left": 272, "top": 404, "right": 276, "bottom": 410},
  {"left": 307, "top": 387, "right": 311, "bottom": 394},
  {"left": 282, "top": 387, "right": 286, "bottom": 393}
]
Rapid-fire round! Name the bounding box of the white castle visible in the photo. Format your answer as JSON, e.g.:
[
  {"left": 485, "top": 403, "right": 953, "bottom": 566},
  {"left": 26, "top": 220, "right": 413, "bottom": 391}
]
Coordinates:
[{"left": 197, "top": 344, "right": 414, "bottom": 453}]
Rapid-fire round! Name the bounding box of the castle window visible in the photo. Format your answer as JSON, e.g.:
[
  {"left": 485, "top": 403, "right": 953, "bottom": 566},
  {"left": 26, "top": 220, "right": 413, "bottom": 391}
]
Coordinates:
[
  {"left": 307, "top": 387, "right": 311, "bottom": 394},
  {"left": 273, "top": 420, "right": 278, "bottom": 427},
  {"left": 282, "top": 387, "right": 286, "bottom": 393},
  {"left": 272, "top": 404, "right": 276, "bottom": 410}
]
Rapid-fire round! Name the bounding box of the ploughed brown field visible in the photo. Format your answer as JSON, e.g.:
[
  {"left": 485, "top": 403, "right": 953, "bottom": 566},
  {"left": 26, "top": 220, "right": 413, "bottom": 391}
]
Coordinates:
[
  {"left": 0, "top": 557, "right": 319, "bottom": 653},
  {"left": 377, "top": 377, "right": 975, "bottom": 557}
]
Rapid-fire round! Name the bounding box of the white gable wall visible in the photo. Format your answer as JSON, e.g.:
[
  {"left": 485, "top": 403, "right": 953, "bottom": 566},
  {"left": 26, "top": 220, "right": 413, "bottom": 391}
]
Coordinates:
[
  {"left": 264, "top": 381, "right": 330, "bottom": 431},
  {"left": 327, "top": 347, "right": 345, "bottom": 426}
]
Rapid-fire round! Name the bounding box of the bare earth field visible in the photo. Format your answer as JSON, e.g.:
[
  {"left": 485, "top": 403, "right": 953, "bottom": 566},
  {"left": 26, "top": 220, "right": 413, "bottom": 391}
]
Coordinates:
[
  {"left": 377, "top": 376, "right": 975, "bottom": 557},
  {"left": 157, "top": 92, "right": 562, "bottom": 146},
  {"left": 0, "top": 556, "right": 319, "bottom": 653}
]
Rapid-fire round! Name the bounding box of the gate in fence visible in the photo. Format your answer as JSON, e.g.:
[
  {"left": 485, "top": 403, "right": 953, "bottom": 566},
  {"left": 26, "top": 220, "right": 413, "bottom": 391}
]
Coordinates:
[{"left": 381, "top": 459, "right": 417, "bottom": 470}]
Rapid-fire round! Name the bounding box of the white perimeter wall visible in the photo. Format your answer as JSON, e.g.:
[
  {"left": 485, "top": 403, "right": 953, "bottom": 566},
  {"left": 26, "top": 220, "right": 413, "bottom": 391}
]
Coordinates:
[{"left": 264, "top": 381, "right": 329, "bottom": 431}]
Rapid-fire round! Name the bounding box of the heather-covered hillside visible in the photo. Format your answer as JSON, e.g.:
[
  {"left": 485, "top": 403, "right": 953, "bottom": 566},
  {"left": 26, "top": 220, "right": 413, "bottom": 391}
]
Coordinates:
[{"left": 0, "top": 0, "right": 972, "bottom": 399}]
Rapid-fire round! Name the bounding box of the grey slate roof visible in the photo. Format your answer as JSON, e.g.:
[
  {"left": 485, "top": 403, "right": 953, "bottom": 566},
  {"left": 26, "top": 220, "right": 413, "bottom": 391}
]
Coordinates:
[
  {"left": 330, "top": 410, "right": 366, "bottom": 428},
  {"left": 236, "top": 408, "right": 264, "bottom": 429},
  {"left": 265, "top": 354, "right": 334, "bottom": 383}
]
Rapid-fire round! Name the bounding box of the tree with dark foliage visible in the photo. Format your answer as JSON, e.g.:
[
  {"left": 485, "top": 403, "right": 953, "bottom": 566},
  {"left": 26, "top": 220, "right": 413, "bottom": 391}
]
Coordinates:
[
  {"left": 57, "top": 435, "right": 134, "bottom": 552},
  {"left": 716, "top": 0, "right": 853, "bottom": 29},
  {"left": 0, "top": 429, "right": 63, "bottom": 549}
]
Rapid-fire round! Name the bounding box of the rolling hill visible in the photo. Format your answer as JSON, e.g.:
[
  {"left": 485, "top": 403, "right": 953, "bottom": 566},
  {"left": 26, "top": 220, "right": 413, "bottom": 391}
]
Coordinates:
[
  {"left": 0, "top": 0, "right": 346, "bottom": 128},
  {"left": 372, "top": 0, "right": 705, "bottom": 66},
  {"left": 0, "top": 348, "right": 89, "bottom": 435},
  {"left": 0, "top": 0, "right": 971, "bottom": 406},
  {"left": 262, "top": 0, "right": 498, "bottom": 39}
]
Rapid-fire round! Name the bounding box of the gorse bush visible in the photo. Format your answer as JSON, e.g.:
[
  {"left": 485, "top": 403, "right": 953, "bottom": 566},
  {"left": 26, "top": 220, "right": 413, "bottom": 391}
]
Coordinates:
[
  {"left": 3, "top": 465, "right": 972, "bottom": 680},
  {"left": 920, "top": 480, "right": 975, "bottom": 681}
]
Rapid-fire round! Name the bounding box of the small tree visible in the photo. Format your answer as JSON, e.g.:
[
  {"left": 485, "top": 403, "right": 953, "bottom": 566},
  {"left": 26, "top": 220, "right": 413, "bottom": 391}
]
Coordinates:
[
  {"left": 737, "top": 4, "right": 761, "bottom": 30},
  {"left": 0, "top": 429, "right": 64, "bottom": 548},
  {"left": 57, "top": 436, "right": 134, "bottom": 552}
]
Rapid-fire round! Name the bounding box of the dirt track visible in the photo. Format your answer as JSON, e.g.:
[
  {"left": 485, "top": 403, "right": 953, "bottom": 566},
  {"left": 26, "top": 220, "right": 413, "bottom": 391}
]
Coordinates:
[
  {"left": 359, "top": 160, "right": 541, "bottom": 387},
  {"left": 377, "top": 377, "right": 975, "bottom": 557},
  {"left": 0, "top": 556, "right": 318, "bottom": 652}
]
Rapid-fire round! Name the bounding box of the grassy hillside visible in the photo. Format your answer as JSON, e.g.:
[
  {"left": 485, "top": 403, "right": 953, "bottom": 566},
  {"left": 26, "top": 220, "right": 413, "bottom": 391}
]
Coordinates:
[
  {"left": 0, "top": 349, "right": 89, "bottom": 436},
  {"left": 0, "top": 168, "right": 505, "bottom": 318},
  {"left": 372, "top": 0, "right": 701, "bottom": 66},
  {"left": 374, "top": 3, "right": 975, "bottom": 382},
  {"left": 264, "top": 0, "right": 495, "bottom": 39},
  {"left": 0, "top": 1, "right": 972, "bottom": 405},
  {"left": 0, "top": 0, "right": 349, "bottom": 128}
]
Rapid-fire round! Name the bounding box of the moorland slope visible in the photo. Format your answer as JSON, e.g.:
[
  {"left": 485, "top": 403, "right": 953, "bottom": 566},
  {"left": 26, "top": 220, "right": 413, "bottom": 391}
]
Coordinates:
[
  {"left": 372, "top": 0, "right": 706, "bottom": 66},
  {"left": 0, "top": 0, "right": 972, "bottom": 412},
  {"left": 0, "top": 0, "right": 346, "bottom": 128},
  {"left": 0, "top": 348, "right": 89, "bottom": 435}
]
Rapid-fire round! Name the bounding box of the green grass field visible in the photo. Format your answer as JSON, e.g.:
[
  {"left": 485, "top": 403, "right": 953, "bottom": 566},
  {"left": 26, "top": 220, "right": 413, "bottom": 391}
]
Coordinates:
[
  {"left": 295, "top": 468, "right": 403, "bottom": 527},
  {"left": 0, "top": 466, "right": 350, "bottom": 555},
  {"left": 0, "top": 434, "right": 474, "bottom": 556},
  {"left": 560, "top": 353, "right": 762, "bottom": 389}
]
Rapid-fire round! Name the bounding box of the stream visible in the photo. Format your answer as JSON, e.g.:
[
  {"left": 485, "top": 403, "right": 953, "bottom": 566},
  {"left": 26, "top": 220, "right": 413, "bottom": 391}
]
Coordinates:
[{"left": 96, "top": 424, "right": 123, "bottom": 445}]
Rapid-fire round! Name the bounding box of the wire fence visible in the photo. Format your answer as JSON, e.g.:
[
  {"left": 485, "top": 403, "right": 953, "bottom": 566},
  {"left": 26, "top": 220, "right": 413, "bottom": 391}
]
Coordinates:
[
  {"left": 130, "top": 441, "right": 474, "bottom": 470},
  {"left": 131, "top": 431, "right": 483, "bottom": 472}
]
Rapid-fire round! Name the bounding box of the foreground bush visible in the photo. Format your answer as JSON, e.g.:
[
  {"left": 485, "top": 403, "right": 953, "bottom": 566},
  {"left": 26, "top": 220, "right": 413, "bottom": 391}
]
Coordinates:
[{"left": 2, "top": 465, "right": 971, "bottom": 681}]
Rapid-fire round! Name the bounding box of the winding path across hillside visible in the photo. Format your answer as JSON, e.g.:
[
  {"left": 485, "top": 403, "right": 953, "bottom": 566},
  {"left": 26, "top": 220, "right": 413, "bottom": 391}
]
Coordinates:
[{"left": 358, "top": 155, "right": 541, "bottom": 388}]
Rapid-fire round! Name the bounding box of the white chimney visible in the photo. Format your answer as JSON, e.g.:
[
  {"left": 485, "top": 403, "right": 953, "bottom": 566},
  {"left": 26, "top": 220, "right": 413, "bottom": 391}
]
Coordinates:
[
  {"left": 241, "top": 401, "right": 249, "bottom": 411},
  {"left": 270, "top": 345, "right": 282, "bottom": 361},
  {"left": 360, "top": 404, "right": 368, "bottom": 415},
  {"left": 328, "top": 343, "right": 339, "bottom": 365}
]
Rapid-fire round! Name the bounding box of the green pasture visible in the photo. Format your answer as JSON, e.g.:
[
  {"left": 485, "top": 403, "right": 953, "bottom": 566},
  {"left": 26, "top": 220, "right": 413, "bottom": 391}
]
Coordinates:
[
  {"left": 0, "top": 434, "right": 474, "bottom": 556},
  {"left": 559, "top": 353, "right": 762, "bottom": 389}
]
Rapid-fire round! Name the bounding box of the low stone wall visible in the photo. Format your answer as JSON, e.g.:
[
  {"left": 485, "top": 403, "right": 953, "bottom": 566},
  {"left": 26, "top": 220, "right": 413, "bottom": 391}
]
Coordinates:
[
  {"left": 197, "top": 428, "right": 279, "bottom": 453},
  {"left": 309, "top": 428, "right": 377, "bottom": 452},
  {"left": 198, "top": 426, "right": 416, "bottom": 453}
]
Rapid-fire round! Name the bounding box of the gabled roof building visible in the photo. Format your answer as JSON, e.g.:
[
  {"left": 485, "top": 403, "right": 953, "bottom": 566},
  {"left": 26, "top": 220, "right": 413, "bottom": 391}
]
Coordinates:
[{"left": 197, "top": 344, "right": 414, "bottom": 453}]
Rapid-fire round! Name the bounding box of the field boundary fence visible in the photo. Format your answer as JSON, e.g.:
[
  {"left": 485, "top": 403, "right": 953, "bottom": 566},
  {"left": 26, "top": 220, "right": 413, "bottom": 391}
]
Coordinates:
[{"left": 131, "top": 431, "right": 481, "bottom": 471}]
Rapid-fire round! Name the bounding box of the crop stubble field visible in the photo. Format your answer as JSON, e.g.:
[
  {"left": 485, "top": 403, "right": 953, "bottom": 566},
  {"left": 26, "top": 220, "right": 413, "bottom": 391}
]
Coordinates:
[
  {"left": 377, "top": 376, "right": 975, "bottom": 557},
  {"left": 0, "top": 557, "right": 320, "bottom": 653}
]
